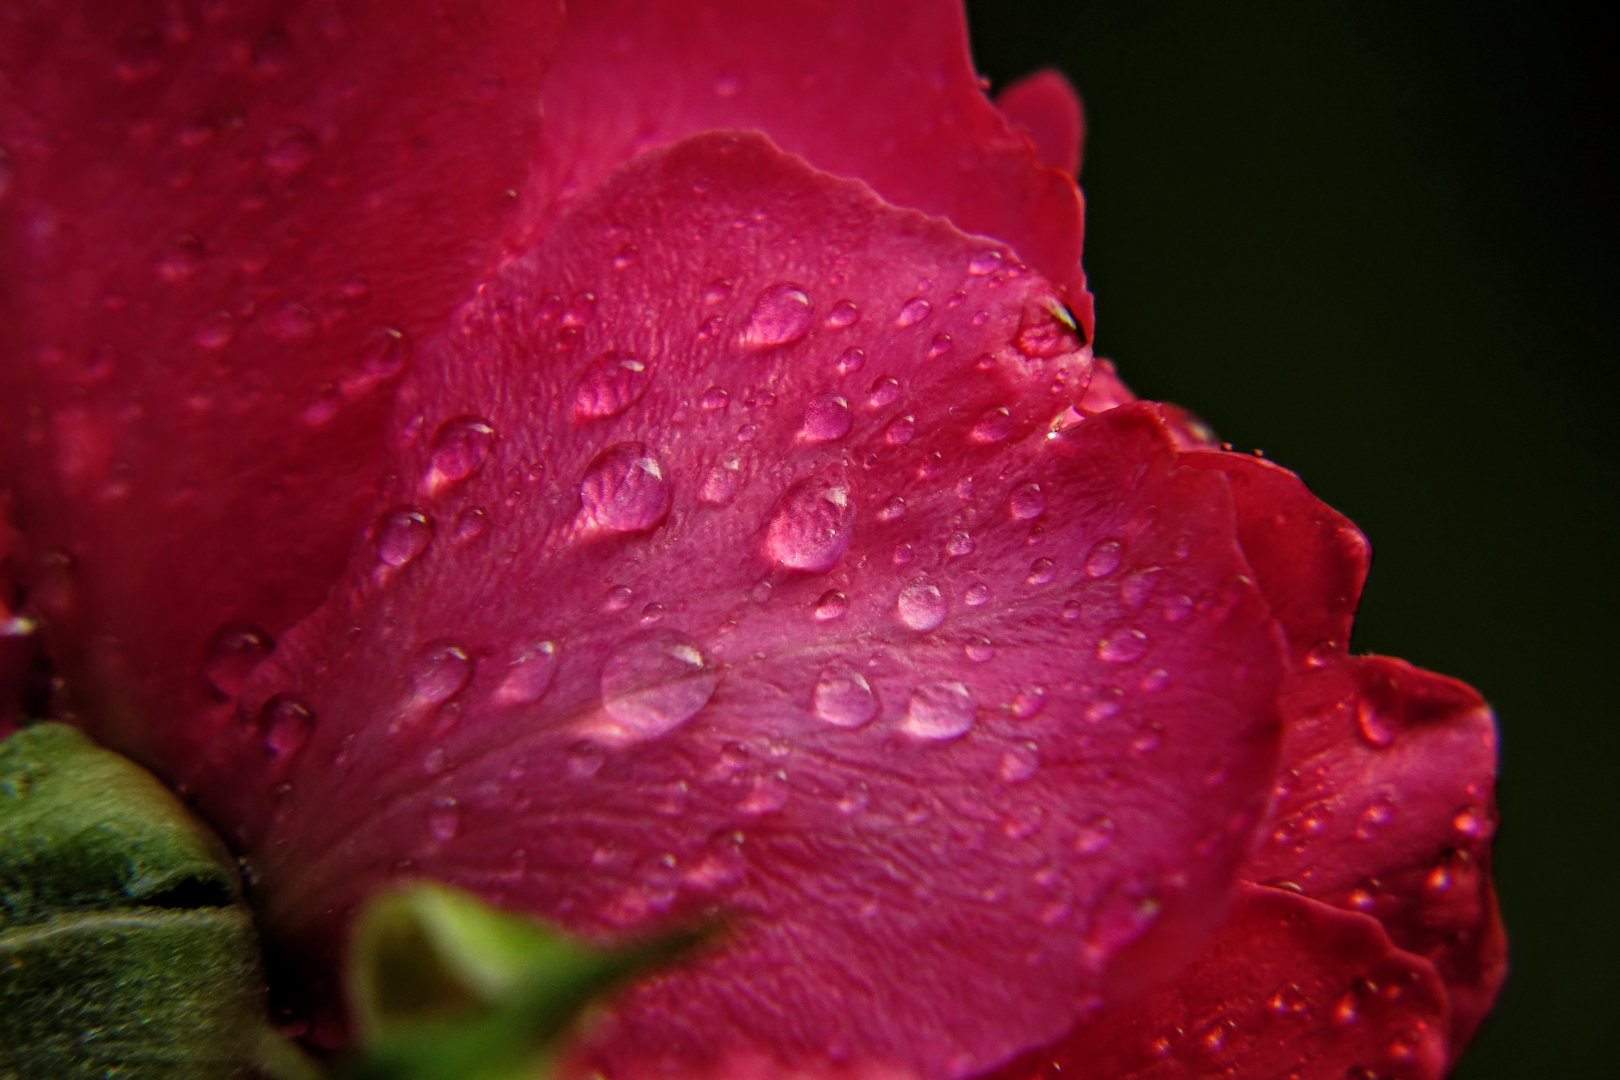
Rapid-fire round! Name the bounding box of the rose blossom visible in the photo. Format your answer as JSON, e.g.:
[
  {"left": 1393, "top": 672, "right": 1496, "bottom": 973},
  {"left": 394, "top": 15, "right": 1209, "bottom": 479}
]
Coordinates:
[{"left": 0, "top": 2, "right": 1502, "bottom": 1079}]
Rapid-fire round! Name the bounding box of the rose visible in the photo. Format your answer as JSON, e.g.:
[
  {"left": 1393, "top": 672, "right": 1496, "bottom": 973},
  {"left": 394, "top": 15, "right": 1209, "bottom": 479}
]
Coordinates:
[{"left": 0, "top": 2, "right": 1503, "bottom": 1078}]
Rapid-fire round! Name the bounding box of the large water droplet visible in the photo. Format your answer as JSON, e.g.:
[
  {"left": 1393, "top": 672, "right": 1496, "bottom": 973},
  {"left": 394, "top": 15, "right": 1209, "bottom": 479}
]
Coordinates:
[
  {"left": 495, "top": 640, "right": 560, "bottom": 705},
  {"left": 903, "top": 680, "right": 976, "bottom": 740},
  {"left": 896, "top": 579, "right": 947, "bottom": 631},
  {"left": 740, "top": 283, "right": 813, "bottom": 349},
  {"left": 574, "top": 351, "right": 650, "bottom": 419},
  {"left": 812, "top": 660, "right": 878, "bottom": 729},
  {"left": 1098, "top": 628, "right": 1150, "bottom": 664},
  {"left": 803, "top": 391, "right": 852, "bottom": 441},
  {"left": 1009, "top": 482, "right": 1047, "bottom": 520},
  {"left": 258, "top": 693, "right": 314, "bottom": 759},
  {"left": 411, "top": 642, "right": 473, "bottom": 706},
  {"left": 203, "top": 620, "right": 275, "bottom": 700},
  {"left": 374, "top": 507, "right": 434, "bottom": 567},
  {"left": 425, "top": 416, "right": 496, "bottom": 493},
  {"left": 763, "top": 475, "right": 856, "bottom": 572},
  {"left": 1085, "top": 539, "right": 1123, "bottom": 578},
  {"left": 580, "top": 442, "right": 671, "bottom": 531},
  {"left": 599, "top": 630, "right": 718, "bottom": 739}
]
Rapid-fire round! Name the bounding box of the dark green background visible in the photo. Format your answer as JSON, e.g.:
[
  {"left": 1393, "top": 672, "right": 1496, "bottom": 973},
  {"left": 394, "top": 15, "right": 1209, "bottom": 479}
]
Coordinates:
[{"left": 967, "top": 1, "right": 1618, "bottom": 1076}]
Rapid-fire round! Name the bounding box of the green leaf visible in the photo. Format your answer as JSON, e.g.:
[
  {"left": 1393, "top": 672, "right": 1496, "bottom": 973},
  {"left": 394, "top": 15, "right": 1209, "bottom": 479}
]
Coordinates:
[
  {"left": 0, "top": 723, "right": 269, "bottom": 1079},
  {"left": 344, "top": 881, "right": 700, "bottom": 1080}
]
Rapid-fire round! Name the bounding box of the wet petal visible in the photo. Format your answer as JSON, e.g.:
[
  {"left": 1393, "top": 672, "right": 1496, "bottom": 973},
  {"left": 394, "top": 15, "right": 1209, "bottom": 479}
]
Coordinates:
[
  {"left": 200, "top": 132, "right": 1284, "bottom": 1078},
  {"left": 0, "top": 0, "right": 565, "bottom": 766}
]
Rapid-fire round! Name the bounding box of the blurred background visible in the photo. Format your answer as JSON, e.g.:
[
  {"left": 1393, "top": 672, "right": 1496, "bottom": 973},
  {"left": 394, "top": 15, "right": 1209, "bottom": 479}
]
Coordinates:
[{"left": 966, "top": 1, "right": 1617, "bottom": 1076}]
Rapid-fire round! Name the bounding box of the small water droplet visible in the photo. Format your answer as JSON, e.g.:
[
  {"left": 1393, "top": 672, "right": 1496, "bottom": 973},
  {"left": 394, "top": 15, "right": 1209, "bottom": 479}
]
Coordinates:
[
  {"left": 1453, "top": 805, "right": 1487, "bottom": 838},
  {"left": 812, "top": 590, "right": 849, "bottom": 622},
  {"left": 1015, "top": 299, "right": 1084, "bottom": 357},
  {"left": 425, "top": 416, "right": 496, "bottom": 493},
  {"left": 566, "top": 741, "right": 606, "bottom": 778},
  {"left": 203, "top": 621, "right": 275, "bottom": 700},
  {"left": 968, "top": 249, "right": 1005, "bottom": 275},
  {"left": 453, "top": 508, "right": 487, "bottom": 542},
  {"left": 964, "top": 636, "right": 995, "bottom": 662},
  {"left": 1061, "top": 599, "right": 1084, "bottom": 623},
  {"left": 763, "top": 475, "right": 856, "bottom": 572},
  {"left": 580, "top": 443, "right": 671, "bottom": 531},
  {"left": 884, "top": 414, "right": 916, "bottom": 444},
  {"left": 803, "top": 391, "right": 852, "bottom": 440},
  {"left": 1025, "top": 558, "right": 1057, "bottom": 586},
  {"left": 1355, "top": 795, "right": 1396, "bottom": 840},
  {"left": 1269, "top": 983, "right": 1309, "bottom": 1016},
  {"left": 495, "top": 640, "right": 560, "bottom": 705},
  {"left": 1003, "top": 803, "right": 1046, "bottom": 839},
  {"left": 699, "top": 454, "right": 742, "bottom": 505},
  {"left": 427, "top": 800, "right": 461, "bottom": 841},
  {"left": 740, "top": 770, "right": 791, "bottom": 814},
  {"left": 925, "top": 333, "right": 953, "bottom": 359},
  {"left": 700, "top": 385, "right": 730, "bottom": 410},
  {"left": 824, "top": 300, "right": 860, "bottom": 328},
  {"left": 602, "top": 585, "right": 635, "bottom": 613},
  {"left": 946, "top": 531, "right": 976, "bottom": 559},
  {"left": 259, "top": 694, "right": 314, "bottom": 759},
  {"left": 1010, "top": 686, "right": 1047, "bottom": 719},
  {"left": 964, "top": 582, "right": 991, "bottom": 607},
  {"left": 903, "top": 680, "right": 976, "bottom": 739},
  {"left": 892, "top": 542, "right": 914, "bottom": 565},
  {"left": 263, "top": 125, "right": 315, "bottom": 174},
  {"left": 867, "top": 376, "right": 901, "bottom": 407},
  {"left": 599, "top": 630, "right": 718, "bottom": 739},
  {"left": 374, "top": 507, "right": 434, "bottom": 567},
  {"left": 877, "top": 496, "right": 906, "bottom": 522},
  {"left": 740, "top": 283, "right": 813, "bottom": 349},
  {"left": 895, "top": 297, "right": 932, "bottom": 328},
  {"left": 835, "top": 346, "right": 866, "bottom": 375},
  {"left": 1139, "top": 667, "right": 1170, "bottom": 692},
  {"left": 411, "top": 642, "right": 473, "bottom": 705},
  {"left": 1098, "top": 628, "right": 1150, "bottom": 664},
  {"left": 1009, "top": 482, "right": 1047, "bottom": 520},
  {"left": 970, "top": 406, "right": 1013, "bottom": 443},
  {"left": 574, "top": 351, "right": 650, "bottom": 419},
  {"left": 999, "top": 741, "right": 1040, "bottom": 781},
  {"left": 1085, "top": 539, "right": 1123, "bottom": 578},
  {"left": 1075, "top": 815, "right": 1117, "bottom": 854},
  {"left": 896, "top": 579, "right": 947, "bottom": 631},
  {"left": 1356, "top": 698, "right": 1399, "bottom": 748}
]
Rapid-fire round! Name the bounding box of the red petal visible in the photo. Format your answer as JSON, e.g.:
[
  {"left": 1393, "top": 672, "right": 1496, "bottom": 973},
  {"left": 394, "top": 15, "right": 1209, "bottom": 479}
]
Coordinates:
[
  {"left": 0, "top": 1, "right": 565, "bottom": 767},
  {"left": 199, "top": 132, "right": 1283, "bottom": 1077},
  {"left": 1243, "top": 656, "right": 1505, "bottom": 1052},
  {"left": 0, "top": 493, "right": 31, "bottom": 737},
  {"left": 983, "top": 884, "right": 1451, "bottom": 1080},
  {"left": 1181, "top": 452, "right": 1369, "bottom": 665},
  {"left": 522, "top": 0, "right": 1092, "bottom": 331},
  {"left": 995, "top": 70, "right": 1085, "bottom": 178}
]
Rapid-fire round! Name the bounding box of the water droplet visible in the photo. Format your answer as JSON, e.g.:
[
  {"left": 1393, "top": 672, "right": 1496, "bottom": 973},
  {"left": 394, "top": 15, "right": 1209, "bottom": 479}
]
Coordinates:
[
  {"left": 1009, "top": 482, "right": 1047, "bottom": 520},
  {"left": 946, "top": 531, "right": 976, "bottom": 559},
  {"left": 895, "top": 297, "right": 932, "bottom": 328},
  {"left": 374, "top": 507, "right": 434, "bottom": 567},
  {"left": 1003, "top": 803, "right": 1046, "bottom": 839},
  {"left": 580, "top": 443, "right": 671, "bottom": 532},
  {"left": 495, "top": 640, "right": 560, "bottom": 705},
  {"left": 259, "top": 694, "right": 314, "bottom": 759},
  {"left": 965, "top": 637, "right": 995, "bottom": 662},
  {"left": 699, "top": 454, "right": 742, "bottom": 505},
  {"left": 566, "top": 741, "right": 606, "bottom": 778},
  {"left": 1085, "top": 539, "right": 1123, "bottom": 577},
  {"left": 1025, "top": 558, "right": 1057, "bottom": 586},
  {"left": 1453, "top": 805, "right": 1487, "bottom": 838},
  {"left": 203, "top": 621, "right": 275, "bottom": 700},
  {"left": 968, "top": 249, "right": 1004, "bottom": 275},
  {"left": 803, "top": 391, "right": 852, "bottom": 440},
  {"left": 824, "top": 300, "right": 860, "bottom": 328},
  {"left": 740, "top": 283, "right": 813, "bottom": 349},
  {"left": 896, "top": 579, "right": 947, "bottom": 631},
  {"left": 1015, "top": 299, "right": 1084, "bottom": 358},
  {"left": 740, "top": 770, "right": 791, "bottom": 814},
  {"left": 1356, "top": 698, "right": 1399, "bottom": 748},
  {"left": 763, "top": 475, "right": 856, "bottom": 572},
  {"left": 902, "top": 680, "right": 976, "bottom": 739},
  {"left": 877, "top": 496, "right": 907, "bottom": 522},
  {"left": 1139, "top": 667, "right": 1170, "bottom": 692},
  {"left": 427, "top": 800, "right": 461, "bottom": 841},
  {"left": 1010, "top": 686, "right": 1047, "bottom": 719},
  {"left": 411, "top": 642, "right": 473, "bottom": 705},
  {"left": 453, "top": 508, "right": 487, "bottom": 543},
  {"left": 425, "top": 416, "right": 496, "bottom": 493},
  {"left": 812, "top": 590, "right": 849, "bottom": 622},
  {"left": 700, "top": 385, "right": 730, "bottom": 410},
  {"left": 892, "top": 542, "right": 915, "bottom": 565},
  {"left": 970, "top": 407, "right": 1013, "bottom": 443},
  {"left": 925, "top": 333, "right": 953, "bottom": 359},
  {"left": 601, "top": 585, "right": 634, "bottom": 614},
  {"left": 1075, "top": 816, "right": 1117, "bottom": 854},
  {"left": 599, "top": 630, "right": 718, "bottom": 739},
  {"left": 1061, "top": 599, "right": 1083, "bottom": 623},
  {"left": 835, "top": 347, "right": 866, "bottom": 375},
  {"left": 263, "top": 125, "right": 315, "bottom": 174},
  {"left": 1269, "top": 983, "right": 1309, "bottom": 1016},
  {"left": 1355, "top": 795, "right": 1396, "bottom": 840},
  {"left": 999, "top": 741, "right": 1040, "bottom": 781},
  {"left": 964, "top": 582, "right": 991, "bottom": 607},
  {"left": 867, "top": 376, "right": 901, "bottom": 407},
  {"left": 574, "top": 351, "right": 650, "bottom": 419},
  {"left": 1098, "top": 628, "right": 1149, "bottom": 664},
  {"left": 884, "top": 414, "right": 916, "bottom": 444}
]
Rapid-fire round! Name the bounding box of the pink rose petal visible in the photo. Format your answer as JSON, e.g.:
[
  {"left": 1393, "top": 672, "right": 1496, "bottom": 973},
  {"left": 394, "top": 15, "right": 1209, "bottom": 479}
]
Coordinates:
[{"left": 995, "top": 69, "right": 1085, "bottom": 178}]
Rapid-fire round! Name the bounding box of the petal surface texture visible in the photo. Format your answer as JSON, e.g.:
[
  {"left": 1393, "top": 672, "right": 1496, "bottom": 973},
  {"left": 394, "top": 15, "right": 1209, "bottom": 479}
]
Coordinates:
[
  {"left": 0, "top": 0, "right": 565, "bottom": 766},
  {"left": 995, "top": 70, "right": 1085, "bottom": 178},
  {"left": 524, "top": 0, "right": 1091, "bottom": 329},
  {"left": 203, "top": 132, "right": 1286, "bottom": 1079}
]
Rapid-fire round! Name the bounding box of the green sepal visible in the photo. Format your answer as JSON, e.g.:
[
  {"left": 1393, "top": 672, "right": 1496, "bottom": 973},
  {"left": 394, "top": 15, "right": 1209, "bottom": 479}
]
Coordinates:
[
  {"left": 0, "top": 723, "right": 270, "bottom": 1079},
  {"left": 344, "top": 882, "right": 698, "bottom": 1080}
]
